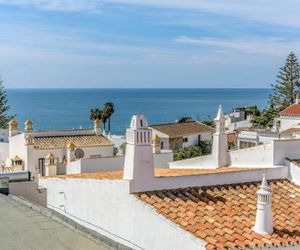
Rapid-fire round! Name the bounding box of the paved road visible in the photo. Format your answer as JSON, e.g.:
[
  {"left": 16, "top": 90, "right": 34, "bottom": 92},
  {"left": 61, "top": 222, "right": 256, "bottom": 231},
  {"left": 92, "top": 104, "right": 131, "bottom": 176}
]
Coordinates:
[{"left": 0, "top": 195, "right": 108, "bottom": 250}]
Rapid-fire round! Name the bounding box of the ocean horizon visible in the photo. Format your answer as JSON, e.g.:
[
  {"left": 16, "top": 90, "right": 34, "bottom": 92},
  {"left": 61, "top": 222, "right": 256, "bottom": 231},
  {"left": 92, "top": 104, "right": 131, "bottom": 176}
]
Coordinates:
[{"left": 6, "top": 88, "right": 271, "bottom": 135}]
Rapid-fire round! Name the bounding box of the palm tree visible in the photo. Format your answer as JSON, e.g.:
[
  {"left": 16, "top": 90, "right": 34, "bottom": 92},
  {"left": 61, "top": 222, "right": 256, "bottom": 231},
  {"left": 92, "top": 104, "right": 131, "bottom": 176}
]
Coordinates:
[
  {"left": 103, "top": 102, "right": 115, "bottom": 132},
  {"left": 101, "top": 109, "right": 108, "bottom": 131},
  {"left": 89, "top": 108, "right": 102, "bottom": 122},
  {"left": 178, "top": 117, "right": 192, "bottom": 123}
]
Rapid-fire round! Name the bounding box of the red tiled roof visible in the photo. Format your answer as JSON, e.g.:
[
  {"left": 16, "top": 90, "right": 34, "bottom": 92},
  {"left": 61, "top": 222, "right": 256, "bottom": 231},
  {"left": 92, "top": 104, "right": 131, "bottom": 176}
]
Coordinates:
[
  {"left": 138, "top": 179, "right": 300, "bottom": 250},
  {"left": 280, "top": 104, "right": 300, "bottom": 116},
  {"left": 33, "top": 135, "right": 113, "bottom": 149}
]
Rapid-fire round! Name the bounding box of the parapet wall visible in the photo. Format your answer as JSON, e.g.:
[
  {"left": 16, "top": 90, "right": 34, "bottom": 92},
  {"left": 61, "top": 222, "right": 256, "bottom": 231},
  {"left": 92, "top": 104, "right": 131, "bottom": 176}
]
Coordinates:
[
  {"left": 229, "top": 144, "right": 273, "bottom": 167},
  {"left": 129, "top": 166, "right": 288, "bottom": 193},
  {"left": 273, "top": 139, "right": 300, "bottom": 165},
  {"left": 168, "top": 155, "right": 217, "bottom": 169},
  {"left": 67, "top": 152, "right": 173, "bottom": 175}
]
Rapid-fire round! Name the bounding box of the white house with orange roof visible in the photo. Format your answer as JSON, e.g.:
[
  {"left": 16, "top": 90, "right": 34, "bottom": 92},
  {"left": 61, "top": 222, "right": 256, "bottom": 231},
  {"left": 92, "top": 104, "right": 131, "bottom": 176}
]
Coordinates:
[
  {"left": 4, "top": 118, "right": 115, "bottom": 177},
  {"left": 39, "top": 106, "right": 300, "bottom": 250},
  {"left": 273, "top": 93, "right": 300, "bottom": 132},
  {"left": 3, "top": 117, "right": 173, "bottom": 178}
]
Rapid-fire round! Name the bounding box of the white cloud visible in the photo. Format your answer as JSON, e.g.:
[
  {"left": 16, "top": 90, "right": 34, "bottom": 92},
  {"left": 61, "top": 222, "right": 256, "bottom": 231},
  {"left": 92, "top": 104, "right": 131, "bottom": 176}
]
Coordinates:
[
  {"left": 0, "top": 0, "right": 299, "bottom": 28},
  {"left": 174, "top": 36, "right": 300, "bottom": 56}
]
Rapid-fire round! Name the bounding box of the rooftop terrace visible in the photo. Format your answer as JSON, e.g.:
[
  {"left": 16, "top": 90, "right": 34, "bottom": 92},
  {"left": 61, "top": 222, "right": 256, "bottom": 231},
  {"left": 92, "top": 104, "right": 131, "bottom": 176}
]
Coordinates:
[{"left": 52, "top": 167, "right": 258, "bottom": 180}]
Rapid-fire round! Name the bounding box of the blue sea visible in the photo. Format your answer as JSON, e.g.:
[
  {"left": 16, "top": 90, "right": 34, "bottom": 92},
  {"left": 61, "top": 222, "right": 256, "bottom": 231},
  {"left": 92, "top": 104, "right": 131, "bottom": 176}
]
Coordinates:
[{"left": 6, "top": 88, "right": 271, "bottom": 135}]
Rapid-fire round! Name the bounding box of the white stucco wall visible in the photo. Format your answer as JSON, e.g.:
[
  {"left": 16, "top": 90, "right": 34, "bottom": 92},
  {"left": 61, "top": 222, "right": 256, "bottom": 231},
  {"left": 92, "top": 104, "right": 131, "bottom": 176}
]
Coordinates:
[
  {"left": 279, "top": 116, "right": 300, "bottom": 131},
  {"left": 67, "top": 152, "right": 173, "bottom": 174},
  {"left": 182, "top": 132, "right": 212, "bottom": 148},
  {"left": 229, "top": 144, "right": 273, "bottom": 167},
  {"left": 272, "top": 139, "right": 300, "bottom": 165},
  {"left": 8, "top": 134, "right": 27, "bottom": 169},
  {"left": 128, "top": 166, "right": 288, "bottom": 193},
  {"left": 160, "top": 138, "right": 169, "bottom": 150},
  {"left": 39, "top": 178, "right": 205, "bottom": 250},
  {"left": 288, "top": 162, "right": 300, "bottom": 185},
  {"left": 169, "top": 154, "right": 219, "bottom": 169},
  {"left": 0, "top": 142, "right": 8, "bottom": 165}
]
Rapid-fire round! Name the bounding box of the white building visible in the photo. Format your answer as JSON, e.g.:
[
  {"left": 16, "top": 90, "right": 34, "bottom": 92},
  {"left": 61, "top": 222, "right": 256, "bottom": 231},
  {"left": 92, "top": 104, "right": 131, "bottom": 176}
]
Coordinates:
[
  {"left": 224, "top": 107, "right": 252, "bottom": 131},
  {"left": 150, "top": 121, "right": 214, "bottom": 152},
  {"left": 39, "top": 108, "right": 300, "bottom": 250},
  {"left": 5, "top": 118, "right": 115, "bottom": 177},
  {"left": 237, "top": 130, "right": 279, "bottom": 149},
  {"left": 273, "top": 93, "right": 300, "bottom": 132}
]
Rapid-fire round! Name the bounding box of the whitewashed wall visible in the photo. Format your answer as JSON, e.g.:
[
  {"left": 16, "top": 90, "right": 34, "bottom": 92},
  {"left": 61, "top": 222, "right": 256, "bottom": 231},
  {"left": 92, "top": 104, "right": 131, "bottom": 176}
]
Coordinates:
[
  {"left": 67, "top": 152, "right": 173, "bottom": 174},
  {"left": 129, "top": 166, "right": 288, "bottom": 193},
  {"left": 273, "top": 139, "right": 300, "bottom": 165},
  {"left": 160, "top": 138, "right": 169, "bottom": 150},
  {"left": 229, "top": 144, "right": 273, "bottom": 167},
  {"left": 287, "top": 161, "right": 300, "bottom": 185},
  {"left": 0, "top": 142, "right": 8, "bottom": 165},
  {"left": 40, "top": 178, "right": 205, "bottom": 250},
  {"left": 182, "top": 132, "right": 212, "bottom": 148},
  {"left": 169, "top": 155, "right": 218, "bottom": 169},
  {"left": 279, "top": 116, "right": 300, "bottom": 131},
  {"left": 8, "top": 134, "right": 27, "bottom": 169}
]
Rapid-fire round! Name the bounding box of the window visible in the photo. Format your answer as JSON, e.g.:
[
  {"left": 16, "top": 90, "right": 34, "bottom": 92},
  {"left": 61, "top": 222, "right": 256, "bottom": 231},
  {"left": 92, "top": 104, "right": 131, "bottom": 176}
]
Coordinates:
[
  {"left": 183, "top": 137, "right": 188, "bottom": 143},
  {"left": 38, "top": 158, "right": 45, "bottom": 176},
  {"left": 160, "top": 141, "right": 164, "bottom": 149},
  {"left": 140, "top": 119, "right": 143, "bottom": 127}
]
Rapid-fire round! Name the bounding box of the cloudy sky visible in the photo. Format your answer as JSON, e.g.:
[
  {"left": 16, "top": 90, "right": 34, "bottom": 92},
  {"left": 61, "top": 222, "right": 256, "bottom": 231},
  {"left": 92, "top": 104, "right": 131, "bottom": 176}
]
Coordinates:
[{"left": 0, "top": 0, "right": 299, "bottom": 88}]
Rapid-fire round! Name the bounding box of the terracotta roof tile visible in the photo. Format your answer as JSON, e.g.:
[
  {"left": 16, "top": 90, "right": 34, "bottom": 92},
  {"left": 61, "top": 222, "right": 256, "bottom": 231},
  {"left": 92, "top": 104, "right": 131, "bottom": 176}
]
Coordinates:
[
  {"left": 150, "top": 121, "right": 214, "bottom": 138},
  {"left": 280, "top": 104, "right": 300, "bottom": 116},
  {"left": 137, "top": 179, "right": 300, "bottom": 249},
  {"left": 33, "top": 135, "right": 113, "bottom": 149}
]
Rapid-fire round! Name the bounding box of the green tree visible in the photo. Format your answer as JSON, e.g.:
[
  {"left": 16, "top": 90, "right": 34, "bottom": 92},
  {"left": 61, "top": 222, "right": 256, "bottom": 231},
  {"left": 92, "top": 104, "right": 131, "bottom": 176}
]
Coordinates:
[
  {"left": 270, "top": 52, "right": 300, "bottom": 109},
  {"left": 173, "top": 143, "right": 212, "bottom": 161},
  {"left": 178, "top": 117, "right": 192, "bottom": 123},
  {"left": 0, "top": 79, "right": 14, "bottom": 128},
  {"left": 252, "top": 52, "right": 300, "bottom": 129},
  {"left": 245, "top": 106, "right": 260, "bottom": 116},
  {"left": 119, "top": 143, "right": 126, "bottom": 155},
  {"left": 252, "top": 107, "right": 279, "bottom": 129},
  {"left": 89, "top": 108, "right": 102, "bottom": 121}
]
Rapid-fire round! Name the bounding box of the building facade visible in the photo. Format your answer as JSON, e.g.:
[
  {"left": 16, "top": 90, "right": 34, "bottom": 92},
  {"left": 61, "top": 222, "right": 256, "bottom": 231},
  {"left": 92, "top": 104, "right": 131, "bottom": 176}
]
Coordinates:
[
  {"left": 40, "top": 107, "right": 300, "bottom": 250},
  {"left": 150, "top": 121, "right": 214, "bottom": 152},
  {"left": 5, "top": 119, "right": 114, "bottom": 177}
]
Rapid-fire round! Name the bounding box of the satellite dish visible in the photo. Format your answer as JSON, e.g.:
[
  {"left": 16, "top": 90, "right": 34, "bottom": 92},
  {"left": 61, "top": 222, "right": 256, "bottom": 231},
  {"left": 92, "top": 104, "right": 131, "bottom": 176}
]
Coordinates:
[{"left": 75, "top": 148, "right": 84, "bottom": 159}]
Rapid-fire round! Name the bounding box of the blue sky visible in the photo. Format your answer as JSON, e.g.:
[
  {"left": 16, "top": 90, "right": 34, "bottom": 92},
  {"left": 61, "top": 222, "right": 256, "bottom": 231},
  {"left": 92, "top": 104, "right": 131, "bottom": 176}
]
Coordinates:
[{"left": 0, "top": 0, "right": 299, "bottom": 88}]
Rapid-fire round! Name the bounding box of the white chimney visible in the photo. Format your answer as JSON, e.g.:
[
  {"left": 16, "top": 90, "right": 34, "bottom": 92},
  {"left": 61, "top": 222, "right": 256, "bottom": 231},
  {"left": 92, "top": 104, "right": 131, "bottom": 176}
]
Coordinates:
[
  {"left": 252, "top": 174, "right": 273, "bottom": 234},
  {"left": 8, "top": 118, "right": 19, "bottom": 137},
  {"left": 93, "top": 118, "right": 102, "bottom": 135},
  {"left": 211, "top": 105, "right": 229, "bottom": 167},
  {"left": 24, "top": 120, "right": 33, "bottom": 132},
  {"left": 123, "top": 115, "right": 154, "bottom": 181}
]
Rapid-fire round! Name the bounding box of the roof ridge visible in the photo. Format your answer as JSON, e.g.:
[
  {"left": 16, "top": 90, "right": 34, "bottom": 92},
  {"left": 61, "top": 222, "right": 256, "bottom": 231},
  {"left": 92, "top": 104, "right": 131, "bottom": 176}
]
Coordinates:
[{"left": 136, "top": 178, "right": 292, "bottom": 194}]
